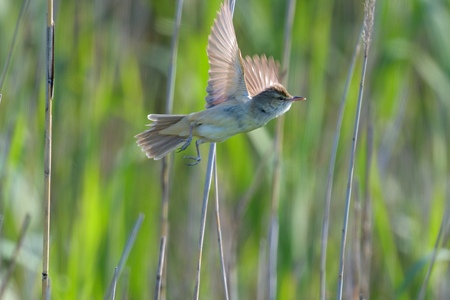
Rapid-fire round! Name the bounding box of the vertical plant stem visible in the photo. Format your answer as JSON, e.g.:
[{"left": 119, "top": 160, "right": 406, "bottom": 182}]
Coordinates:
[
  {"left": 42, "top": 0, "right": 54, "bottom": 298},
  {"left": 214, "top": 157, "right": 229, "bottom": 300},
  {"left": 319, "top": 24, "right": 363, "bottom": 300},
  {"left": 194, "top": 144, "right": 216, "bottom": 300},
  {"left": 195, "top": 1, "right": 235, "bottom": 298},
  {"left": 154, "top": 237, "right": 166, "bottom": 300},
  {"left": 111, "top": 267, "right": 119, "bottom": 300},
  {"left": 157, "top": 0, "right": 184, "bottom": 298},
  {"left": 337, "top": 1, "right": 375, "bottom": 299},
  {"left": 268, "top": 0, "right": 296, "bottom": 298}
]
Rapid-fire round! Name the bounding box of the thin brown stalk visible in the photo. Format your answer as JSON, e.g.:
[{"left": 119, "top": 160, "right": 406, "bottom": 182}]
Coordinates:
[
  {"left": 104, "top": 214, "right": 144, "bottom": 300},
  {"left": 0, "top": 214, "right": 31, "bottom": 298},
  {"left": 42, "top": 0, "right": 54, "bottom": 298},
  {"left": 319, "top": 24, "right": 363, "bottom": 300},
  {"left": 337, "top": 1, "right": 376, "bottom": 299}
]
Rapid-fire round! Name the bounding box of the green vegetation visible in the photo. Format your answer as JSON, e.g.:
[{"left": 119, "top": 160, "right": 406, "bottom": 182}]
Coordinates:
[{"left": 0, "top": 0, "right": 449, "bottom": 299}]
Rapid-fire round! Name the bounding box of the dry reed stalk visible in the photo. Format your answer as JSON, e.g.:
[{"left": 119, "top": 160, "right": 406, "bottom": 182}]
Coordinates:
[
  {"left": 42, "top": 0, "right": 54, "bottom": 298},
  {"left": 336, "top": 0, "right": 376, "bottom": 298}
]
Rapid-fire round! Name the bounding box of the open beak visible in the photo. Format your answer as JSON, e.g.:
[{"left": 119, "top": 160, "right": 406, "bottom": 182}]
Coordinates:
[{"left": 290, "top": 96, "right": 306, "bottom": 101}]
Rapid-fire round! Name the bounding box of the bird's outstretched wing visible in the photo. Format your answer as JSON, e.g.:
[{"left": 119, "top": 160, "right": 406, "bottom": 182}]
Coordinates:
[
  {"left": 205, "top": 4, "right": 249, "bottom": 108},
  {"left": 242, "top": 55, "right": 281, "bottom": 97}
]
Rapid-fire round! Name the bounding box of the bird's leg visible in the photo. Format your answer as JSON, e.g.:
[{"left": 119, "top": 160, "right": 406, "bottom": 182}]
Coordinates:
[
  {"left": 183, "top": 140, "right": 202, "bottom": 166},
  {"left": 177, "top": 124, "right": 194, "bottom": 153}
]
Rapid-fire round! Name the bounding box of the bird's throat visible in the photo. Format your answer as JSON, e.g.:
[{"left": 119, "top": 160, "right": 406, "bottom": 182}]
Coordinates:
[{"left": 251, "top": 100, "right": 292, "bottom": 126}]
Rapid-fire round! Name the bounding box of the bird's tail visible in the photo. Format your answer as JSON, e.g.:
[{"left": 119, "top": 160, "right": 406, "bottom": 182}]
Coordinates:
[{"left": 135, "top": 114, "right": 188, "bottom": 160}]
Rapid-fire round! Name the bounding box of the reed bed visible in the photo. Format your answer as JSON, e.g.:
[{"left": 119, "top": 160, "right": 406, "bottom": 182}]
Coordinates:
[{"left": 0, "top": 0, "right": 448, "bottom": 298}]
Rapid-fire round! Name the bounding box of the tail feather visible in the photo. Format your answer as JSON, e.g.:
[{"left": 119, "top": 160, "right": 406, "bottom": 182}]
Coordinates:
[{"left": 135, "top": 114, "right": 188, "bottom": 160}]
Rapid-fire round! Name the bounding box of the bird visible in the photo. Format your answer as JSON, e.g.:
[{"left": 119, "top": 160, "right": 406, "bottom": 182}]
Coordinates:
[{"left": 135, "top": 2, "right": 305, "bottom": 165}]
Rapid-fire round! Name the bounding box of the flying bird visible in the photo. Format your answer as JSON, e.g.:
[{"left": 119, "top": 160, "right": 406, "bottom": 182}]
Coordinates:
[{"left": 136, "top": 3, "right": 305, "bottom": 165}]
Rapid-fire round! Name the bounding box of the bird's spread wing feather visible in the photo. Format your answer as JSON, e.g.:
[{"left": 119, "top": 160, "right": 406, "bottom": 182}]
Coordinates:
[
  {"left": 242, "top": 55, "right": 280, "bottom": 97},
  {"left": 205, "top": 4, "right": 248, "bottom": 108}
]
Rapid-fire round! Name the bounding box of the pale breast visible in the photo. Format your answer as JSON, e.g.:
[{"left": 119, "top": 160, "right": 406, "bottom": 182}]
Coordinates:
[{"left": 190, "top": 102, "right": 261, "bottom": 142}]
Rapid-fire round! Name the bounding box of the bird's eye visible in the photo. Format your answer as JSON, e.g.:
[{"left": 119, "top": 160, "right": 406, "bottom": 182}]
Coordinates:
[{"left": 278, "top": 96, "right": 284, "bottom": 100}]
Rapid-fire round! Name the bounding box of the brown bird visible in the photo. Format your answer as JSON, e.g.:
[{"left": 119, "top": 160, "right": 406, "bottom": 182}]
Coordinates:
[{"left": 136, "top": 3, "right": 305, "bottom": 165}]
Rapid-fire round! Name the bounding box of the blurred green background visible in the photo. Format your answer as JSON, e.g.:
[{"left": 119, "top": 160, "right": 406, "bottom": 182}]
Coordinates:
[{"left": 1, "top": 0, "right": 449, "bottom": 299}]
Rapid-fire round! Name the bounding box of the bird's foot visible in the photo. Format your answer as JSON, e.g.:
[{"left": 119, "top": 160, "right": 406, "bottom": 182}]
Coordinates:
[{"left": 183, "top": 156, "right": 201, "bottom": 166}]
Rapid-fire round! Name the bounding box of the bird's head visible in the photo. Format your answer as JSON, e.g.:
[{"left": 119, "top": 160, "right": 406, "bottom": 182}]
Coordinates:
[
  {"left": 258, "top": 83, "right": 306, "bottom": 102},
  {"left": 251, "top": 83, "right": 306, "bottom": 123}
]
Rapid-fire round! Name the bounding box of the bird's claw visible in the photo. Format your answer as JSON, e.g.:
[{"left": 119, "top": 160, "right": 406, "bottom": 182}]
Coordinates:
[{"left": 183, "top": 156, "right": 201, "bottom": 166}]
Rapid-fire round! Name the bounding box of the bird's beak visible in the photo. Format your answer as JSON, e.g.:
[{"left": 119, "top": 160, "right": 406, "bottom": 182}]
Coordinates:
[{"left": 290, "top": 96, "right": 306, "bottom": 101}]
